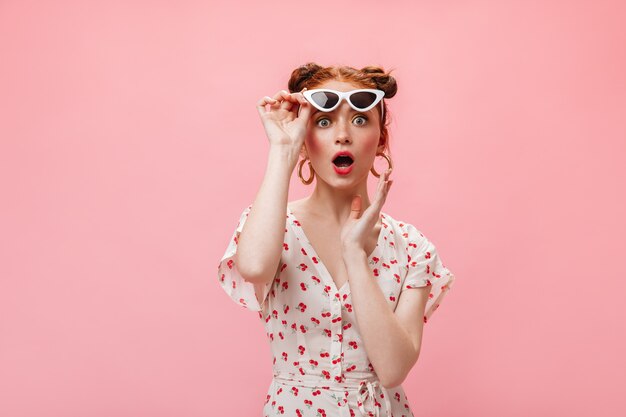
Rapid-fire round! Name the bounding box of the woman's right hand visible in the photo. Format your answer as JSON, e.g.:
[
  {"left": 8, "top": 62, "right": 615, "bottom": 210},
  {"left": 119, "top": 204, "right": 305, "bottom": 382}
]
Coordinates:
[{"left": 256, "top": 88, "right": 313, "bottom": 150}]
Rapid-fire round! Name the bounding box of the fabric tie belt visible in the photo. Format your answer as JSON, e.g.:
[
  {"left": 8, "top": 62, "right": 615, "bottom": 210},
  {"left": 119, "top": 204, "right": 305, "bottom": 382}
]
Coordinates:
[{"left": 272, "top": 373, "right": 392, "bottom": 417}]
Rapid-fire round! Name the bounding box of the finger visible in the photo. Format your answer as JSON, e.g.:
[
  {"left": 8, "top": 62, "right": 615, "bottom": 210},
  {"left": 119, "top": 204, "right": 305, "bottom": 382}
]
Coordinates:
[
  {"left": 256, "top": 96, "right": 278, "bottom": 116},
  {"left": 281, "top": 91, "right": 305, "bottom": 112},
  {"left": 350, "top": 194, "right": 362, "bottom": 220},
  {"left": 269, "top": 90, "right": 288, "bottom": 111}
]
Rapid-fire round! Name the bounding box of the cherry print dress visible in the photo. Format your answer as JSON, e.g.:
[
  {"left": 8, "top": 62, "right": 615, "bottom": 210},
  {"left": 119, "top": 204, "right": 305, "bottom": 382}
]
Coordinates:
[{"left": 218, "top": 204, "right": 456, "bottom": 417}]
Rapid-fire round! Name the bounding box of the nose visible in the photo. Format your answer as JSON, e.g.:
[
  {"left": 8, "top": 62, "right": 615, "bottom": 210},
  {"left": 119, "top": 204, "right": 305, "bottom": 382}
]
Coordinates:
[{"left": 335, "top": 118, "right": 352, "bottom": 144}]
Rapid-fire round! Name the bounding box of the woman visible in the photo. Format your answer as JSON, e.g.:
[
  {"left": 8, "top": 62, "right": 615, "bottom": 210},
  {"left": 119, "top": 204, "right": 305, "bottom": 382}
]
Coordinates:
[{"left": 218, "top": 63, "right": 456, "bottom": 417}]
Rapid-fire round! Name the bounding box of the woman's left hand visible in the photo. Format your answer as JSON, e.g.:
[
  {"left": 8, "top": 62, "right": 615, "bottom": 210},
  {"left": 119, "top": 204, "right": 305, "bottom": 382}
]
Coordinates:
[{"left": 340, "top": 169, "right": 393, "bottom": 256}]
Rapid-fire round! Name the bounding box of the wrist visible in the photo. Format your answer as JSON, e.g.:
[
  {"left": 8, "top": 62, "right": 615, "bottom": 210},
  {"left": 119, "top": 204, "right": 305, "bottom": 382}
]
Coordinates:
[
  {"left": 269, "top": 144, "right": 300, "bottom": 168},
  {"left": 342, "top": 246, "right": 367, "bottom": 262}
]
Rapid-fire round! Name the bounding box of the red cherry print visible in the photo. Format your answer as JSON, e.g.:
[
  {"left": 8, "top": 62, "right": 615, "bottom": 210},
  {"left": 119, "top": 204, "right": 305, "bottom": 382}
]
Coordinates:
[
  {"left": 277, "top": 387, "right": 283, "bottom": 395},
  {"left": 309, "top": 359, "right": 318, "bottom": 366},
  {"left": 311, "top": 317, "right": 320, "bottom": 325},
  {"left": 283, "top": 242, "right": 289, "bottom": 250},
  {"left": 344, "top": 303, "right": 353, "bottom": 313},
  {"left": 394, "top": 392, "right": 401, "bottom": 401},
  {"left": 298, "top": 345, "right": 306, "bottom": 355},
  {"left": 323, "top": 329, "right": 332, "bottom": 337},
  {"left": 342, "top": 322, "right": 352, "bottom": 330},
  {"left": 323, "top": 285, "right": 331, "bottom": 294},
  {"left": 300, "top": 247, "right": 307, "bottom": 255},
  {"left": 297, "top": 302, "right": 307, "bottom": 312},
  {"left": 281, "top": 281, "right": 289, "bottom": 290},
  {"left": 312, "top": 275, "right": 321, "bottom": 284},
  {"left": 291, "top": 323, "right": 297, "bottom": 332},
  {"left": 390, "top": 258, "right": 397, "bottom": 264},
  {"left": 382, "top": 262, "right": 390, "bottom": 269},
  {"left": 296, "top": 409, "right": 303, "bottom": 417},
  {"left": 291, "top": 387, "right": 299, "bottom": 396},
  {"left": 321, "top": 311, "right": 331, "bottom": 318},
  {"left": 342, "top": 293, "right": 348, "bottom": 301},
  {"left": 277, "top": 405, "right": 284, "bottom": 414},
  {"left": 425, "top": 251, "right": 431, "bottom": 259},
  {"left": 272, "top": 310, "right": 278, "bottom": 319},
  {"left": 337, "top": 333, "right": 343, "bottom": 342},
  {"left": 293, "top": 360, "right": 299, "bottom": 366},
  {"left": 321, "top": 370, "right": 330, "bottom": 379},
  {"left": 299, "top": 367, "right": 305, "bottom": 375},
  {"left": 300, "top": 282, "right": 308, "bottom": 291},
  {"left": 312, "top": 256, "right": 319, "bottom": 264},
  {"left": 281, "top": 352, "right": 288, "bottom": 361},
  {"left": 304, "top": 399, "right": 313, "bottom": 406},
  {"left": 390, "top": 295, "right": 396, "bottom": 302},
  {"left": 226, "top": 259, "right": 234, "bottom": 269},
  {"left": 331, "top": 316, "right": 341, "bottom": 323},
  {"left": 280, "top": 263, "right": 287, "bottom": 273},
  {"left": 281, "top": 319, "right": 287, "bottom": 326},
  {"left": 269, "top": 333, "right": 274, "bottom": 341},
  {"left": 299, "top": 324, "right": 308, "bottom": 333},
  {"left": 298, "top": 263, "right": 308, "bottom": 271},
  {"left": 394, "top": 273, "right": 401, "bottom": 283}
]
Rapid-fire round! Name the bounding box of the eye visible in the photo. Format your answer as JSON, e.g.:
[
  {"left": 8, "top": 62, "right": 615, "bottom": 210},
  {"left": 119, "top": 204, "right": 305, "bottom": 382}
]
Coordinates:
[
  {"left": 354, "top": 115, "right": 368, "bottom": 125},
  {"left": 316, "top": 118, "right": 330, "bottom": 127}
]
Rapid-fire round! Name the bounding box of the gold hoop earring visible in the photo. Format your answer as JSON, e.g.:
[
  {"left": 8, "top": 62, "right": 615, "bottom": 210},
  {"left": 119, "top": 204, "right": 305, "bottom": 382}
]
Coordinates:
[
  {"left": 370, "top": 153, "right": 393, "bottom": 178},
  {"left": 298, "top": 158, "right": 315, "bottom": 185}
]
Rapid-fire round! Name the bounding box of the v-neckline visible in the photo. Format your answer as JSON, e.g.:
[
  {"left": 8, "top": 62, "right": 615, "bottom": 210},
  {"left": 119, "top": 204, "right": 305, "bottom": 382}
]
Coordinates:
[{"left": 287, "top": 206, "right": 387, "bottom": 296}]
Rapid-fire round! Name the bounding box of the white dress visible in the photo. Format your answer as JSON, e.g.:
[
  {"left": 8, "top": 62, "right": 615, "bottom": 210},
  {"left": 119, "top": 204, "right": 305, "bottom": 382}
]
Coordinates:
[{"left": 218, "top": 204, "right": 456, "bottom": 417}]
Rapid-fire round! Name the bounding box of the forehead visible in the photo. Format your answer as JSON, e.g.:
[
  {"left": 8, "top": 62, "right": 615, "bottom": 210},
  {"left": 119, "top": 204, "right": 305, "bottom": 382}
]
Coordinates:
[{"left": 314, "top": 80, "right": 364, "bottom": 92}]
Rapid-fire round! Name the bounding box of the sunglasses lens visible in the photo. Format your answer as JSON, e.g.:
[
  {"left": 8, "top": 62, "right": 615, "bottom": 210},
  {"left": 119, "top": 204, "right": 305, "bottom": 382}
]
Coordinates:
[
  {"left": 311, "top": 91, "right": 339, "bottom": 109},
  {"left": 350, "top": 91, "right": 378, "bottom": 109}
]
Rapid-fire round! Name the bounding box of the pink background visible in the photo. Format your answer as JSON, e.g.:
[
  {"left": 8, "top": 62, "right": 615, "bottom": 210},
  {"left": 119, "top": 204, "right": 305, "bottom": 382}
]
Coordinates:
[{"left": 1, "top": 1, "right": 625, "bottom": 416}]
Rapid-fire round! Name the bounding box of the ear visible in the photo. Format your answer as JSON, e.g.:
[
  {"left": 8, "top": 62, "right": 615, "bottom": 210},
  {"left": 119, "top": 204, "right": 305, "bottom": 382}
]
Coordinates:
[
  {"left": 377, "top": 136, "right": 387, "bottom": 154},
  {"left": 300, "top": 143, "right": 308, "bottom": 160}
]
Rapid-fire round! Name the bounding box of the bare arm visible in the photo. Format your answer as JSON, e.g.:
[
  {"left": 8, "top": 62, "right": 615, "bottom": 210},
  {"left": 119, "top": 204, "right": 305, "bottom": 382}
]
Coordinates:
[
  {"left": 343, "top": 249, "right": 428, "bottom": 389},
  {"left": 234, "top": 144, "right": 299, "bottom": 284},
  {"left": 234, "top": 89, "right": 311, "bottom": 285}
]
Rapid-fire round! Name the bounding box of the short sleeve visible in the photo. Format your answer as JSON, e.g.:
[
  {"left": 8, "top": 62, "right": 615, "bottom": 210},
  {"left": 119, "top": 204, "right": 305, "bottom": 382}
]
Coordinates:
[
  {"left": 402, "top": 224, "right": 456, "bottom": 324},
  {"left": 217, "top": 204, "right": 275, "bottom": 312}
]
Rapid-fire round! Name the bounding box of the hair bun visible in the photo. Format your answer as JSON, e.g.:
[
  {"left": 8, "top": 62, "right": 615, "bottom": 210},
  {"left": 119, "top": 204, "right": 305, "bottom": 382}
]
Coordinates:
[
  {"left": 360, "top": 66, "right": 398, "bottom": 99},
  {"left": 288, "top": 63, "right": 323, "bottom": 93}
]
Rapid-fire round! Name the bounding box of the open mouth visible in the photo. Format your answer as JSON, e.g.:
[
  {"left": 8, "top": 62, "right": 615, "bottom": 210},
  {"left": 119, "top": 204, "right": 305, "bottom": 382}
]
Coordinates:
[{"left": 332, "top": 155, "right": 354, "bottom": 167}]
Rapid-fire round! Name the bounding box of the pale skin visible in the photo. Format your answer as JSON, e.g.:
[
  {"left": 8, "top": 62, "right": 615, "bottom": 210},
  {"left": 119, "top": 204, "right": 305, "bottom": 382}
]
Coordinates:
[{"left": 251, "top": 80, "right": 430, "bottom": 389}]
